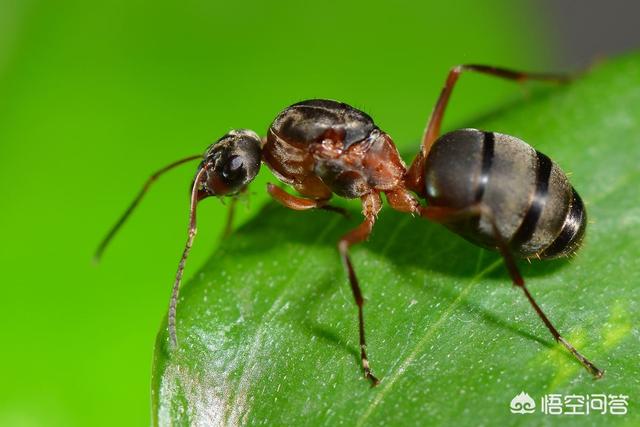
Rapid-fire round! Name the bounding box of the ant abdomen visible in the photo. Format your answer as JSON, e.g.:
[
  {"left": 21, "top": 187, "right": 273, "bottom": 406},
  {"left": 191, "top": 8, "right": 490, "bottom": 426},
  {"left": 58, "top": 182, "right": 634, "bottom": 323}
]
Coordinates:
[{"left": 424, "top": 128, "right": 586, "bottom": 259}]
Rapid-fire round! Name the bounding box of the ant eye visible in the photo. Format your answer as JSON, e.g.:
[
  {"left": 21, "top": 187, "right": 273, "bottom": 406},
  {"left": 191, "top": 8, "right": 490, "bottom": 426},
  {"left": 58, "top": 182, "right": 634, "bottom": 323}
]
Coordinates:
[
  {"left": 228, "top": 155, "right": 244, "bottom": 172},
  {"left": 202, "top": 129, "right": 262, "bottom": 196},
  {"left": 222, "top": 155, "right": 246, "bottom": 183}
]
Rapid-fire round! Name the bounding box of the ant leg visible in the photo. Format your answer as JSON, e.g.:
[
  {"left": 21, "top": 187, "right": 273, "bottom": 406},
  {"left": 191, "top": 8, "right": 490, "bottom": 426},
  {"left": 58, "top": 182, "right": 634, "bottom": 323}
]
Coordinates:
[
  {"left": 405, "top": 65, "right": 569, "bottom": 196},
  {"left": 267, "top": 183, "right": 349, "bottom": 218},
  {"left": 267, "top": 182, "right": 327, "bottom": 209},
  {"left": 385, "top": 188, "right": 422, "bottom": 214},
  {"left": 419, "top": 204, "right": 604, "bottom": 378},
  {"left": 319, "top": 204, "right": 351, "bottom": 218},
  {"left": 221, "top": 186, "right": 251, "bottom": 239},
  {"left": 221, "top": 196, "right": 238, "bottom": 239},
  {"left": 338, "top": 192, "right": 382, "bottom": 386}
]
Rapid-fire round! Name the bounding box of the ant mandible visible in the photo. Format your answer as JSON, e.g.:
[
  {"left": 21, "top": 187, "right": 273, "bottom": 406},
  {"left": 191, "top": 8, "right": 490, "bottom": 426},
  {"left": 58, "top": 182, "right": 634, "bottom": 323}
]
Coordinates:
[{"left": 96, "top": 64, "right": 603, "bottom": 386}]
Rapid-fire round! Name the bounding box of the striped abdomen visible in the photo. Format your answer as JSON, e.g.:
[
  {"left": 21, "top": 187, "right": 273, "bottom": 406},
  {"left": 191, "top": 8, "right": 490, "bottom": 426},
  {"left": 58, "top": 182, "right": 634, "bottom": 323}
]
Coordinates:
[{"left": 424, "top": 129, "right": 586, "bottom": 259}]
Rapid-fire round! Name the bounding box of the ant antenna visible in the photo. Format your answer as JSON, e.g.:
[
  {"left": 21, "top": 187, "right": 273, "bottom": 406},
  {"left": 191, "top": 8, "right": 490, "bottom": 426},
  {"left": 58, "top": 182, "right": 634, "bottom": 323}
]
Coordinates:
[
  {"left": 94, "top": 155, "right": 202, "bottom": 263},
  {"left": 168, "top": 166, "right": 207, "bottom": 348}
]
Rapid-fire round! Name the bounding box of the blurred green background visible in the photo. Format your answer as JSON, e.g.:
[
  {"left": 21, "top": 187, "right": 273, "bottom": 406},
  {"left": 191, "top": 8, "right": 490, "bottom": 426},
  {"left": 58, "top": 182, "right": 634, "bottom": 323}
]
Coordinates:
[{"left": 0, "top": 0, "right": 574, "bottom": 425}]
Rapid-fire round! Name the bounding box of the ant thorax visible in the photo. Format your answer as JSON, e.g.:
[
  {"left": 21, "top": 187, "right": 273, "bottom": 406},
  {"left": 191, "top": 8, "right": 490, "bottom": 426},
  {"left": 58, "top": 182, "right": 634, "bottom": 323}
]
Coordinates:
[{"left": 264, "top": 99, "right": 407, "bottom": 199}]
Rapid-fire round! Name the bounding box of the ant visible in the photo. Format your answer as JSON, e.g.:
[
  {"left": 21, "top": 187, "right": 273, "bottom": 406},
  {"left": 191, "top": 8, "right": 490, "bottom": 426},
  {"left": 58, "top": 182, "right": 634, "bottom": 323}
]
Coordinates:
[{"left": 96, "top": 64, "right": 604, "bottom": 386}]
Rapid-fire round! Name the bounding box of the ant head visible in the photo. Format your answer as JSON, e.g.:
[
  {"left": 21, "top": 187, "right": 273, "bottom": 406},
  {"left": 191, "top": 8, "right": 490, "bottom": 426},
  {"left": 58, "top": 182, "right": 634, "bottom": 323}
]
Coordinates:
[
  {"left": 95, "top": 129, "right": 261, "bottom": 265},
  {"left": 198, "top": 129, "right": 262, "bottom": 197}
]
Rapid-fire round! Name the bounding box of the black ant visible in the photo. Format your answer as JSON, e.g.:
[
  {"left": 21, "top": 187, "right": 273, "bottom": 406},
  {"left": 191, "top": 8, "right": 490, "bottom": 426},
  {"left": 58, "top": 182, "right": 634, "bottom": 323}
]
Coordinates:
[{"left": 96, "top": 64, "right": 603, "bottom": 386}]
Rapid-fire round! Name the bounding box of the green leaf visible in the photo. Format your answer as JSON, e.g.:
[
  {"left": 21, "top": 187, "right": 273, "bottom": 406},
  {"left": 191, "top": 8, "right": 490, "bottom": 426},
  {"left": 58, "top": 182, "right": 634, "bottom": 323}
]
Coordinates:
[{"left": 152, "top": 54, "right": 640, "bottom": 426}]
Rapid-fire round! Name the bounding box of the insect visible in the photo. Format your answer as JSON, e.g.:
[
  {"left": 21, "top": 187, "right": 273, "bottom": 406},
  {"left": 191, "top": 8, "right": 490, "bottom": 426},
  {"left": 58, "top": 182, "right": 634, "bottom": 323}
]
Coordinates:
[{"left": 96, "top": 64, "right": 603, "bottom": 386}]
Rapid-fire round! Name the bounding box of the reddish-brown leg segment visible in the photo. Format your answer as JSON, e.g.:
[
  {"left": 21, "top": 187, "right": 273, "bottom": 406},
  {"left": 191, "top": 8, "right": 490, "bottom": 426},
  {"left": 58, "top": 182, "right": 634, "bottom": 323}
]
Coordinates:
[
  {"left": 418, "top": 203, "right": 604, "bottom": 378},
  {"left": 338, "top": 192, "right": 383, "bottom": 386},
  {"left": 405, "top": 65, "right": 569, "bottom": 196},
  {"left": 267, "top": 183, "right": 349, "bottom": 217},
  {"left": 267, "top": 184, "right": 381, "bottom": 384},
  {"left": 385, "top": 188, "right": 421, "bottom": 214}
]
